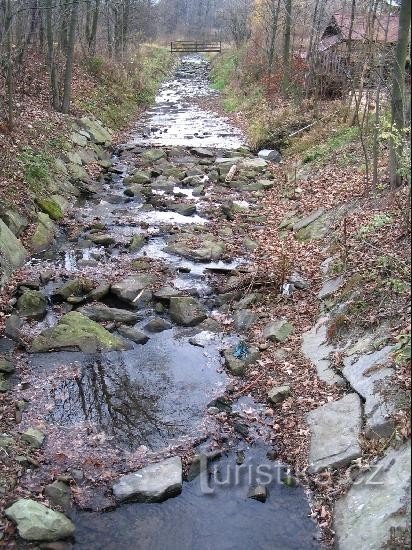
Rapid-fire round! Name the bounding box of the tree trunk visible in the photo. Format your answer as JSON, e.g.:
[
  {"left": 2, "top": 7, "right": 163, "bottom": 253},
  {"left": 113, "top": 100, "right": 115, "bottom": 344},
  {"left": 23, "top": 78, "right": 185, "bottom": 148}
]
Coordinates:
[
  {"left": 61, "top": 0, "right": 79, "bottom": 114},
  {"left": 46, "top": 0, "right": 60, "bottom": 111},
  {"left": 6, "top": 0, "right": 13, "bottom": 128},
  {"left": 390, "top": 0, "right": 411, "bottom": 187},
  {"left": 281, "top": 0, "right": 292, "bottom": 95}
]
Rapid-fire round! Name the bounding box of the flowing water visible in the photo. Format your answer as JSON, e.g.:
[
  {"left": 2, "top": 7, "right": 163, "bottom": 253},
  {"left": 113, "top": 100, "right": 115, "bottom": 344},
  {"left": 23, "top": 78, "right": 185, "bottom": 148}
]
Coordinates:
[{"left": 10, "top": 55, "right": 320, "bottom": 549}]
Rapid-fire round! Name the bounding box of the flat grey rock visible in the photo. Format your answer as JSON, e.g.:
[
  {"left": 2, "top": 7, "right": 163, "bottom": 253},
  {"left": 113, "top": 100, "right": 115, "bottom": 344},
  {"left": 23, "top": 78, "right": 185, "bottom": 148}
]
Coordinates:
[
  {"left": 302, "top": 318, "right": 345, "bottom": 386},
  {"left": 233, "top": 309, "right": 257, "bottom": 332},
  {"left": 258, "top": 149, "right": 281, "bottom": 162},
  {"left": 342, "top": 346, "right": 396, "bottom": 438},
  {"left": 112, "top": 456, "right": 183, "bottom": 503},
  {"left": 318, "top": 275, "right": 344, "bottom": 300},
  {"left": 307, "top": 393, "right": 362, "bottom": 473},
  {"left": 78, "top": 303, "right": 140, "bottom": 324},
  {"left": 293, "top": 208, "right": 326, "bottom": 232},
  {"left": 111, "top": 274, "right": 155, "bottom": 304},
  {"left": 334, "top": 441, "right": 411, "bottom": 550}
]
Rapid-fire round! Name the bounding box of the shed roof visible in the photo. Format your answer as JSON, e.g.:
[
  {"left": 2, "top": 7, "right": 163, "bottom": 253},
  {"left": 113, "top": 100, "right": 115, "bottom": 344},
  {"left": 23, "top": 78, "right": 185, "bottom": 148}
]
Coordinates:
[{"left": 327, "top": 11, "right": 399, "bottom": 43}]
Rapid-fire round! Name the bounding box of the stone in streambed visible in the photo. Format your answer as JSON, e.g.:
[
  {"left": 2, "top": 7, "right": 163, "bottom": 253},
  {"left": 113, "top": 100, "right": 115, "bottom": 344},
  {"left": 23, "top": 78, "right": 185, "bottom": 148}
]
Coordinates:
[
  {"left": 30, "top": 312, "right": 131, "bottom": 353},
  {"left": 167, "top": 203, "right": 197, "bottom": 217},
  {"left": 191, "top": 147, "right": 215, "bottom": 158},
  {"left": 223, "top": 347, "right": 260, "bottom": 376},
  {"left": 53, "top": 278, "right": 94, "bottom": 301},
  {"left": 233, "top": 309, "right": 257, "bottom": 332},
  {"left": 169, "top": 297, "right": 207, "bottom": 327},
  {"left": 117, "top": 326, "right": 149, "bottom": 345},
  {"left": 89, "top": 234, "right": 115, "bottom": 247},
  {"left": 127, "top": 170, "right": 151, "bottom": 184},
  {"left": 263, "top": 319, "right": 294, "bottom": 343},
  {"left": 44, "top": 481, "right": 71, "bottom": 511},
  {"left": 21, "top": 428, "right": 45, "bottom": 449},
  {"left": 141, "top": 149, "right": 166, "bottom": 163},
  {"left": 128, "top": 234, "right": 146, "bottom": 252},
  {"left": 112, "top": 456, "right": 182, "bottom": 503},
  {"left": 111, "top": 274, "right": 155, "bottom": 305},
  {"left": 144, "top": 318, "right": 172, "bottom": 333},
  {"left": 5, "top": 498, "right": 75, "bottom": 541},
  {"left": 248, "top": 485, "right": 268, "bottom": 502},
  {"left": 17, "top": 290, "right": 47, "bottom": 320},
  {"left": 153, "top": 286, "right": 183, "bottom": 303},
  {"left": 87, "top": 283, "right": 111, "bottom": 302},
  {"left": 258, "top": 149, "right": 281, "bottom": 162},
  {"left": 0, "top": 357, "right": 15, "bottom": 374},
  {"left": 166, "top": 239, "right": 225, "bottom": 262},
  {"left": 268, "top": 385, "right": 291, "bottom": 405},
  {"left": 78, "top": 303, "right": 140, "bottom": 324}
]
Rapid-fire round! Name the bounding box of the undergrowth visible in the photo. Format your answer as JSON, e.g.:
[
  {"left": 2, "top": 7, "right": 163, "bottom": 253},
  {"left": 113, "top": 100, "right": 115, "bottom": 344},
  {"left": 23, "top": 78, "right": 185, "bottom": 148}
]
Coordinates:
[{"left": 76, "top": 44, "right": 173, "bottom": 130}]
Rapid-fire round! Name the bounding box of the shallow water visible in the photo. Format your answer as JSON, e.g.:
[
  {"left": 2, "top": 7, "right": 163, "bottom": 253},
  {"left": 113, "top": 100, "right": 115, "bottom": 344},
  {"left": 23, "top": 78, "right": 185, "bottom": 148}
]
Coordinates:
[
  {"left": 29, "top": 328, "right": 228, "bottom": 451},
  {"left": 73, "top": 446, "right": 319, "bottom": 550},
  {"left": 131, "top": 55, "right": 245, "bottom": 149}
]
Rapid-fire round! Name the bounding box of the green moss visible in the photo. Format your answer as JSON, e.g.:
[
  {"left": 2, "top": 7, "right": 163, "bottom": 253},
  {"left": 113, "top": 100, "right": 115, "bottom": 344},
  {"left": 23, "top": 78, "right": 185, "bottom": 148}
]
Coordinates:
[
  {"left": 30, "top": 312, "right": 129, "bottom": 353},
  {"left": 303, "top": 126, "right": 360, "bottom": 164},
  {"left": 35, "top": 197, "right": 64, "bottom": 220}
]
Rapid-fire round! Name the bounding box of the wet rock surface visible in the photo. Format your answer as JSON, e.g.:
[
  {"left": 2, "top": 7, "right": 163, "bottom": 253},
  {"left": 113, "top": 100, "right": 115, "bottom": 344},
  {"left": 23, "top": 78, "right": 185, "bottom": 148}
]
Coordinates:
[{"left": 112, "top": 456, "right": 183, "bottom": 503}]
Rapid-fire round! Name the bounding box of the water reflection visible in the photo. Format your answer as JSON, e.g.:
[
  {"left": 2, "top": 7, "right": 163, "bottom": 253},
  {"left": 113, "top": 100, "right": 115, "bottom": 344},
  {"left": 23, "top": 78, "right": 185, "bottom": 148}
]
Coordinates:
[{"left": 42, "top": 331, "right": 226, "bottom": 450}]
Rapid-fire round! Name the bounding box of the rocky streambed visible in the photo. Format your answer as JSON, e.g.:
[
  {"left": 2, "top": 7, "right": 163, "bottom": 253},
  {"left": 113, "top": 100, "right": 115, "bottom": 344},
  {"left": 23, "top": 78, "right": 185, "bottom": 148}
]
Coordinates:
[
  {"left": 0, "top": 56, "right": 320, "bottom": 548},
  {"left": 2, "top": 54, "right": 410, "bottom": 550}
]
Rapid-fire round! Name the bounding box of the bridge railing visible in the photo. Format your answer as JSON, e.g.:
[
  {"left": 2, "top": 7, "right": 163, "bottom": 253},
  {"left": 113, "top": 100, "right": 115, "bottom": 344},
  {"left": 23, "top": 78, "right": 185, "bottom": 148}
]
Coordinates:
[{"left": 171, "top": 41, "right": 222, "bottom": 53}]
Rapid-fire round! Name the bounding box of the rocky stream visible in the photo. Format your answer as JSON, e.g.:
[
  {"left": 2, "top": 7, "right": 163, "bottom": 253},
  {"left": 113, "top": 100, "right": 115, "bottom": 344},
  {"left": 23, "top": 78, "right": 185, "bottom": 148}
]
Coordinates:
[
  {"left": 1, "top": 55, "right": 410, "bottom": 550},
  {"left": 1, "top": 56, "right": 320, "bottom": 548}
]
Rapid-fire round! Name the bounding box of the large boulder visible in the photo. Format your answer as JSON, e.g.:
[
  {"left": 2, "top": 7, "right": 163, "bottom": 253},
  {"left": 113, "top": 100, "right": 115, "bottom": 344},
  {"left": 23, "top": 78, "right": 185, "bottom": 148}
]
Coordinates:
[
  {"left": 5, "top": 499, "right": 75, "bottom": 541},
  {"left": 30, "top": 312, "right": 131, "bottom": 353},
  {"left": 77, "top": 303, "right": 140, "bottom": 324},
  {"left": 334, "top": 441, "right": 411, "bottom": 550},
  {"left": 31, "top": 213, "right": 56, "bottom": 252},
  {"left": 169, "top": 297, "right": 207, "bottom": 327},
  {"left": 0, "top": 209, "right": 28, "bottom": 237},
  {"left": 79, "top": 117, "right": 112, "bottom": 145},
  {"left": 0, "top": 220, "right": 27, "bottom": 284},
  {"left": 111, "top": 274, "right": 155, "bottom": 305},
  {"left": 17, "top": 290, "right": 47, "bottom": 320},
  {"left": 112, "top": 457, "right": 183, "bottom": 503}
]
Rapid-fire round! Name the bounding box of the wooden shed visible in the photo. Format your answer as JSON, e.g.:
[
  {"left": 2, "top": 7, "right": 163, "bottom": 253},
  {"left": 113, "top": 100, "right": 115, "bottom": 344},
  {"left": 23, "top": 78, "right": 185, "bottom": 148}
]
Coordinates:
[{"left": 311, "top": 11, "right": 400, "bottom": 95}]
